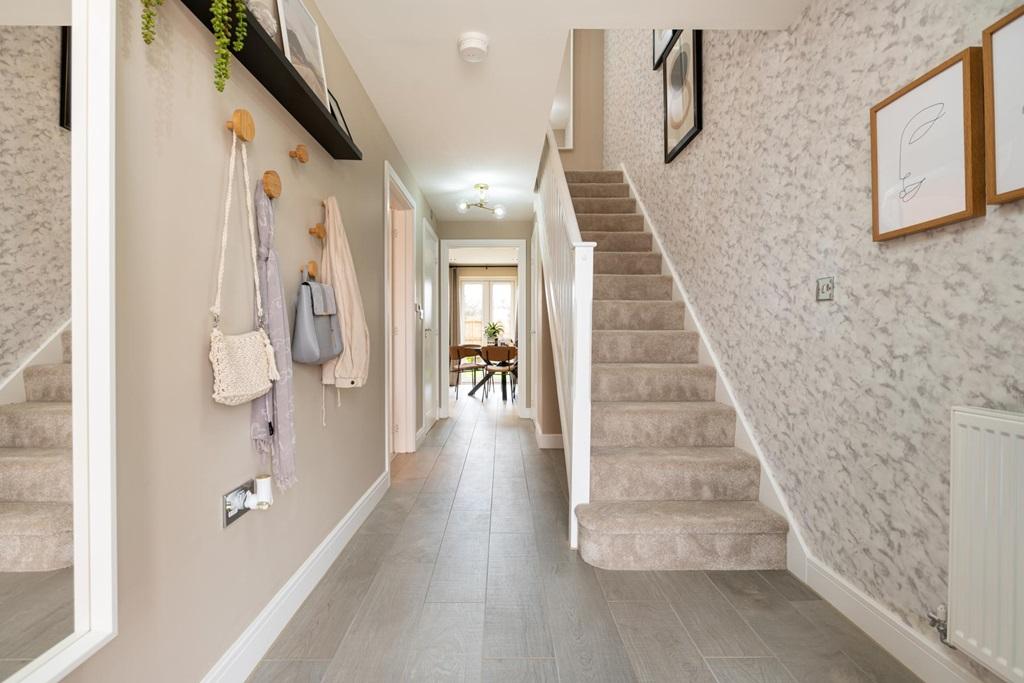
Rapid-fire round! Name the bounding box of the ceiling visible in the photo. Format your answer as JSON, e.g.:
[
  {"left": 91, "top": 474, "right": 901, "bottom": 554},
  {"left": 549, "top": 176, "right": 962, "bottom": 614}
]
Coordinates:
[
  {"left": 449, "top": 247, "right": 519, "bottom": 266},
  {"left": 318, "top": 0, "right": 809, "bottom": 222}
]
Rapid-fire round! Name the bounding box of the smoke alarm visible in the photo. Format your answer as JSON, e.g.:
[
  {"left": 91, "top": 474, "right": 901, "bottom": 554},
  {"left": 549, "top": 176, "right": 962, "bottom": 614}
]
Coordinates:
[{"left": 458, "top": 32, "right": 489, "bottom": 63}]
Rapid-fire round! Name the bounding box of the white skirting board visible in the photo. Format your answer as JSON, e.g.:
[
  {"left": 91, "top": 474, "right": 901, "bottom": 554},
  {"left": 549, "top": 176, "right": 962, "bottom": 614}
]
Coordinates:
[
  {"left": 533, "top": 420, "right": 563, "bottom": 449},
  {"left": 618, "top": 162, "right": 979, "bottom": 683},
  {"left": 202, "top": 472, "right": 389, "bottom": 683}
]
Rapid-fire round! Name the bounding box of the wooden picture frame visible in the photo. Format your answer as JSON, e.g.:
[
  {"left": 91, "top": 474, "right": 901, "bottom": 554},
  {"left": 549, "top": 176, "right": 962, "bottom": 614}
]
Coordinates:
[
  {"left": 982, "top": 5, "right": 1024, "bottom": 204},
  {"left": 663, "top": 30, "right": 702, "bottom": 163},
  {"left": 60, "top": 26, "right": 71, "bottom": 130},
  {"left": 652, "top": 30, "right": 678, "bottom": 70},
  {"left": 870, "top": 48, "right": 985, "bottom": 241}
]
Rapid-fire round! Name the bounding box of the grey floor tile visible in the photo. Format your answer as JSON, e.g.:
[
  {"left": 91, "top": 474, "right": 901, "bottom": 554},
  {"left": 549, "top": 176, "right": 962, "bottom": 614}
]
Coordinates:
[
  {"left": 778, "top": 652, "right": 876, "bottom": 683},
  {"left": 543, "top": 560, "right": 637, "bottom": 682},
  {"left": 481, "top": 658, "right": 558, "bottom": 682},
  {"left": 656, "top": 571, "right": 770, "bottom": 657},
  {"left": 609, "top": 600, "right": 714, "bottom": 682},
  {"left": 323, "top": 562, "right": 434, "bottom": 681},
  {"left": 427, "top": 530, "right": 489, "bottom": 603},
  {"left": 0, "top": 567, "right": 74, "bottom": 660},
  {"left": 402, "top": 602, "right": 484, "bottom": 681},
  {"left": 595, "top": 569, "right": 664, "bottom": 602},
  {"left": 757, "top": 571, "right": 819, "bottom": 601},
  {"left": 267, "top": 533, "right": 396, "bottom": 659},
  {"left": 491, "top": 496, "right": 535, "bottom": 533},
  {"left": 706, "top": 657, "right": 795, "bottom": 683},
  {"left": 391, "top": 446, "right": 442, "bottom": 480},
  {"left": 791, "top": 601, "right": 920, "bottom": 682},
  {"left": 482, "top": 603, "right": 555, "bottom": 659},
  {"left": 247, "top": 659, "right": 327, "bottom": 683}
]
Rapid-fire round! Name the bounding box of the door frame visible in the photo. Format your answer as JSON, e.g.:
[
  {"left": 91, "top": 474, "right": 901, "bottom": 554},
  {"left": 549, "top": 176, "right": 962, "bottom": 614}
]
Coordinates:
[
  {"left": 418, "top": 217, "right": 440, "bottom": 444},
  {"left": 384, "top": 162, "right": 417, "bottom": 460},
  {"left": 14, "top": 1, "right": 119, "bottom": 680},
  {"left": 439, "top": 238, "right": 528, "bottom": 419}
]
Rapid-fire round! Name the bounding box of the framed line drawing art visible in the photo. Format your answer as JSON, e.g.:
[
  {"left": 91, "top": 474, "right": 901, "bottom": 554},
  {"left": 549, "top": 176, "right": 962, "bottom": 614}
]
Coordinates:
[
  {"left": 663, "top": 29, "right": 702, "bottom": 163},
  {"left": 653, "top": 30, "right": 678, "bottom": 70},
  {"left": 983, "top": 5, "right": 1024, "bottom": 204},
  {"left": 870, "top": 48, "right": 985, "bottom": 241}
]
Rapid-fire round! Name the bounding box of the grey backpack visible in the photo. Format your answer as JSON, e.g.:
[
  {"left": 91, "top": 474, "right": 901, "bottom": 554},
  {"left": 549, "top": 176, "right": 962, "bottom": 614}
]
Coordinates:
[{"left": 292, "top": 271, "right": 344, "bottom": 364}]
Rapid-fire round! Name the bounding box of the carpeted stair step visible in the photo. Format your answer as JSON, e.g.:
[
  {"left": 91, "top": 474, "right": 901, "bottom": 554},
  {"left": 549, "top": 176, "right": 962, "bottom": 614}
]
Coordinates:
[
  {"left": 0, "top": 501, "right": 73, "bottom": 572},
  {"left": 572, "top": 197, "right": 636, "bottom": 214},
  {"left": 591, "top": 401, "right": 735, "bottom": 448},
  {"left": 565, "top": 170, "right": 623, "bottom": 184},
  {"left": 0, "top": 403, "right": 73, "bottom": 449},
  {"left": 0, "top": 448, "right": 73, "bottom": 503},
  {"left": 592, "top": 330, "right": 699, "bottom": 364},
  {"left": 592, "top": 363, "right": 715, "bottom": 402},
  {"left": 594, "top": 274, "right": 672, "bottom": 301},
  {"left": 590, "top": 447, "right": 759, "bottom": 502},
  {"left": 580, "top": 231, "right": 652, "bottom": 252},
  {"left": 576, "top": 500, "right": 787, "bottom": 570},
  {"left": 595, "top": 252, "right": 662, "bottom": 275},
  {"left": 576, "top": 214, "right": 644, "bottom": 232},
  {"left": 568, "top": 183, "right": 630, "bottom": 198},
  {"left": 594, "top": 300, "right": 685, "bottom": 330},
  {"left": 62, "top": 329, "right": 72, "bottom": 363},
  {"left": 24, "top": 363, "right": 72, "bottom": 402}
]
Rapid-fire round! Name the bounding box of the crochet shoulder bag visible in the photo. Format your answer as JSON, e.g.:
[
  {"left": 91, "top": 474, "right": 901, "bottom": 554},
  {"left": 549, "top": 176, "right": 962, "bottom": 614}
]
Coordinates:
[{"left": 209, "top": 133, "right": 280, "bottom": 406}]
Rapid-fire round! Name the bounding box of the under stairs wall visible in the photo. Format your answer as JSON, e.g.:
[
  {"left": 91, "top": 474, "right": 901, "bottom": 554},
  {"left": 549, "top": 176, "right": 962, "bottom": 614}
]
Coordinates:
[{"left": 604, "top": 4, "right": 1024, "bottom": 680}]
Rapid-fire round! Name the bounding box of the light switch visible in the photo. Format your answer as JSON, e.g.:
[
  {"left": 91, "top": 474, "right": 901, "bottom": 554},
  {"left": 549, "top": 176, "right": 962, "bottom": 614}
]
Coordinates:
[{"left": 816, "top": 276, "right": 835, "bottom": 302}]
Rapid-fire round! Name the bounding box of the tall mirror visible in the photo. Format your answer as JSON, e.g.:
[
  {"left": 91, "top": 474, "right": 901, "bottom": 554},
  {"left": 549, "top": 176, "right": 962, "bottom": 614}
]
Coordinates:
[
  {"left": 550, "top": 30, "right": 574, "bottom": 150},
  {"left": 0, "top": 1, "right": 115, "bottom": 681}
]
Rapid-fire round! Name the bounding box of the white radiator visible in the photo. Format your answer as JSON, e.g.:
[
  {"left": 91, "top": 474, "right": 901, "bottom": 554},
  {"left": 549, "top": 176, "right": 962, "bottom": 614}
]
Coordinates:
[{"left": 949, "top": 407, "right": 1024, "bottom": 683}]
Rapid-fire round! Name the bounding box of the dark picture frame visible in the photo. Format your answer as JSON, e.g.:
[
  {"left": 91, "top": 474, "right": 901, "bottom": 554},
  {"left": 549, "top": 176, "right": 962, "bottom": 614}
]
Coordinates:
[
  {"left": 663, "top": 30, "right": 702, "bottom": 163},
  {"left": 328, "top": 90, "right": 352, "bottom": 140},
  {"left": 652, "top": 29, "right": 678, "bottom": 70},
  {"left": 60, "top": 26, "right": 71, "bottom": 131}
]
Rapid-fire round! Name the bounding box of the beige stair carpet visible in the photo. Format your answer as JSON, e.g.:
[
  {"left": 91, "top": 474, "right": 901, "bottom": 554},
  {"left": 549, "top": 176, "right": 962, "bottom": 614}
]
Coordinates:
[
  {"left": 0, "top": 329, "right": 73, "bottom": 572},
  {"left": 564, "top": 170, "right": 787, "bottom": 571}
]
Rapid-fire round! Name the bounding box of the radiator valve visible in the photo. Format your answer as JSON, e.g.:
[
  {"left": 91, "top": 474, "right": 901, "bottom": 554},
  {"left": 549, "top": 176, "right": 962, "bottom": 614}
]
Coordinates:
[{"left": 927, "top": 604, "right": 954, "bottom": 649}]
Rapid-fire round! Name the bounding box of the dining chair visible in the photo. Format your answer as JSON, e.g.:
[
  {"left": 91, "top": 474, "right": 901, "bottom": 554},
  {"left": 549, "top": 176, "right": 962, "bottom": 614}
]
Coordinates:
[
  {"left": 480, "top": 345, "right": 518, "bottom": 401},
  {"left": 449, "top": 345, "right": 485, "bottom": 399}
]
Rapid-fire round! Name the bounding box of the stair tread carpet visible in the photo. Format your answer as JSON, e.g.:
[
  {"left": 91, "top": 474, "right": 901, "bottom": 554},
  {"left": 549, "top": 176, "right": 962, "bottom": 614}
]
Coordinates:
[
  {"left": 24, "top": 363, "right": 72, "bottom": 402},
  {"left": 0, "top": 402, "right": 73, "bottom": 449},
  {"left": 564, "top": 170, "right": 787, "bottom": 571},
  {"left": 0, "top": 448, "right": 73, "bottom": 503},
  {"left": 0, "top": 501, "right": 73, "bottom": 536}
]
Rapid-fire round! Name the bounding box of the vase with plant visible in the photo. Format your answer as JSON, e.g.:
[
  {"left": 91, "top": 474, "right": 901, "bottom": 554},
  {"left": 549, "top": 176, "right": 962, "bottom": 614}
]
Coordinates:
[{"left": 483, "top": 321, "right": 504, "bottom": 345}]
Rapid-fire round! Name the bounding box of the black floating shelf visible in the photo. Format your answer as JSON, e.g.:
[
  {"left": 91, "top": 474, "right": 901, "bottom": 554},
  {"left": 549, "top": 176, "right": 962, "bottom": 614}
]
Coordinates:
[{"left": 180, "top": 0, "right": 362, "bottom": 160}]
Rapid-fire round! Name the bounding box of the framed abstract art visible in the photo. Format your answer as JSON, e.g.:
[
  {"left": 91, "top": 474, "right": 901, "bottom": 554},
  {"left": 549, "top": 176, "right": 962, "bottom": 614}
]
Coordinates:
[
  {"left": 869, "top": 48, "right": 985, "bottom": 241},
  {"left": 663, "top": 29, "right": 702, "bottom": 163}
]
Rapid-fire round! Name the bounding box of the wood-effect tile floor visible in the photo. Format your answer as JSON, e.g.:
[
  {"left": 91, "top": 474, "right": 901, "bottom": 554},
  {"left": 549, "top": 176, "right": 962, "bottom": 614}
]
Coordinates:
[
  {"left": 250, "top": 393, "right": 920, "bottom": 683},
  {"left": 0, "top": 567, "right": 73, "bottom": 677}
]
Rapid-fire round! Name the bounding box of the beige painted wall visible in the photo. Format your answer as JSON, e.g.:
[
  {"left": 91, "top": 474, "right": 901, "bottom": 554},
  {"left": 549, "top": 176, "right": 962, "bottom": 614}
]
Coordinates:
[
  {"left": 68, "top": 1, "right": 432, "bottom": 679},
  {"left": 558, "top": 29, "right": 604, "bottom": 172},
  {"left": 536, "top": 273, "right": 561, "bottom": 436}
]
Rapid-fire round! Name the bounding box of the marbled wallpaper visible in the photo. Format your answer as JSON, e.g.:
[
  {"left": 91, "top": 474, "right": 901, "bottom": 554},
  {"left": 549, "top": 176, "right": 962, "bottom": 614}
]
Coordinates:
[
  {"left": 0, "top": 26, "right": 71, "bottom": 381},
  {"left": 604, "top": 0, "right": 1024, "bottom": 657}
]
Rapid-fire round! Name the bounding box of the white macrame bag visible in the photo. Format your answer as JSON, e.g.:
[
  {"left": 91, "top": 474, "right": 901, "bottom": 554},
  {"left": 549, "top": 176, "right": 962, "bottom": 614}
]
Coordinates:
[{"left": 209, "top": 133, "right": 280, "bottom": 406}]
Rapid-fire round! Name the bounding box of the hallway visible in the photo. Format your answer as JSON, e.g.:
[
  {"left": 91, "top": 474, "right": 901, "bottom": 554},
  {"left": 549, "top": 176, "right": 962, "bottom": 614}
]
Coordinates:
[{"left": 250, "top": 394, "right": 918, "bottom": 682}]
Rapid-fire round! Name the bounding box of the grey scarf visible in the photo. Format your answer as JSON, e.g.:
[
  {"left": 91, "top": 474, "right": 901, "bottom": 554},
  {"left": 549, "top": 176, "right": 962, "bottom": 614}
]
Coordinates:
[{"left": 251, "top": 178, "right": 297, "bottom": 488}]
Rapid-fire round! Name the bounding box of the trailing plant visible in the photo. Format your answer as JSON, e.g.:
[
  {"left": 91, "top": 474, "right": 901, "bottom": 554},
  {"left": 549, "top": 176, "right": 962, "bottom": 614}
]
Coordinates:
[
  {"left": 140, "top": 0, "right": 164, "bottom": 44},
  {"left": 484, "top": 321, "right": 505, "bottom": 342},
  {"left": 211, "top": 0, "right": 248, "bottom": 92}
]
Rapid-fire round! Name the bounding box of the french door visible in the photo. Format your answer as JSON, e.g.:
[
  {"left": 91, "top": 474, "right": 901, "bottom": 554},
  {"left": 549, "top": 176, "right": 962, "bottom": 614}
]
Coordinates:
[{"left": 459, "top": 278, "right": 516, "bottom": 345}]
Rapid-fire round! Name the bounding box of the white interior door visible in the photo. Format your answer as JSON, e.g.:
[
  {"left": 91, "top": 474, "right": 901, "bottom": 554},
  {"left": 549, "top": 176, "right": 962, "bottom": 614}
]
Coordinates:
[{"left": 422, "top": 222, "right": 439, "bottom": 427}]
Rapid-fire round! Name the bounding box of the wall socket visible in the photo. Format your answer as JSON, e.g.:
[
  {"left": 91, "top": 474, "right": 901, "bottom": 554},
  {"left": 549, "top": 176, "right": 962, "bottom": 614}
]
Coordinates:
[
  {"left": 816, "top": 276, "right": 835, "bottom": 302},
  {"left": 222, "top": 479, "right": 255, "bottom": 528}
]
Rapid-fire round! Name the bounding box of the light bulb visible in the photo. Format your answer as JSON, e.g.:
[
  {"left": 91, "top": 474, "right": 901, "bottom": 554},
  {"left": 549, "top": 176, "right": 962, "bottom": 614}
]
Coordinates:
[
  {"left": 457, "top": 200, "right": 469, "bottom": 214},
  {"left": 493, "top": 204, "right": 507, "bottom": 219}
]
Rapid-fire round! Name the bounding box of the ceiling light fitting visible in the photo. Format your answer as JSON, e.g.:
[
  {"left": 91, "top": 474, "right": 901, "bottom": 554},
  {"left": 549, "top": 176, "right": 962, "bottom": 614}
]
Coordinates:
[
  {"left": 456, "top": 183, "right": 506, "bottom": 219},
  {"left": 458, "top": 32, "right": 489, "bottom": 63}
]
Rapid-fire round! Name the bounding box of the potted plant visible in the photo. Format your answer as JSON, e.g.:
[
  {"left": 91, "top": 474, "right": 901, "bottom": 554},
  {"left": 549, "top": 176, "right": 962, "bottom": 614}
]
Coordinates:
[{"left": 483, "top": 321, "right": 504, "bottom": 345}]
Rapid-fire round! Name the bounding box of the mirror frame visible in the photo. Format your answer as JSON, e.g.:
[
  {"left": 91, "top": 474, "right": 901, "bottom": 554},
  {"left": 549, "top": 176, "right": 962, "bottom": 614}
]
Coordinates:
[{"left": 8, "top": 0, "right": 117, "bottom": 679}]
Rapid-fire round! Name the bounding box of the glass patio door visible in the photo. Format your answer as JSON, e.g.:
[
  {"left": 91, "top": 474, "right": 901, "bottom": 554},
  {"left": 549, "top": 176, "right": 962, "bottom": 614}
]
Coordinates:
[{"left": 460, "top": 279, "right": 516, "bottom": 345}]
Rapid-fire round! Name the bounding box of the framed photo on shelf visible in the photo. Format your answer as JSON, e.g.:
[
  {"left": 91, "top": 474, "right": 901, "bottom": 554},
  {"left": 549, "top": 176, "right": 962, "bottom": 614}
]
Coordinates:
[
  {"left": 982, "top": 5, "right": 1024, "bottom": 204},
  {"left": 278, "top": 0, "right": 330, "bottom": 108},
  {"left": 663, "top": 29, "right": 702, "bottom": 163},
  {"left": 328, "top": 90, "right": 352, "bottom": 139},
  {"left": 652, "top": 29, "right": 678, "bottom": 70},
  {"left": 248, "top": 0, "right": 283, "bottom": 50},
  {"left": 870, "top": 48, "right": 985, "bottom": 241}
]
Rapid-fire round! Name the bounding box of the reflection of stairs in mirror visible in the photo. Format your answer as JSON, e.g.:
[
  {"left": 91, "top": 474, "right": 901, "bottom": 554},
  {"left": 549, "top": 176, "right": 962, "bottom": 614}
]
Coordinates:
[{"left": 0, "top": 329, "right": 73, "bottom": 572}]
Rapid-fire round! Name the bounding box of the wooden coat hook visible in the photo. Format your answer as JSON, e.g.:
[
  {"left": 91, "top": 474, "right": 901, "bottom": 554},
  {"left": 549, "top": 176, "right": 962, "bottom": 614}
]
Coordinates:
[
  {"left": 225, "top": 108, "right": 255, "bottom": 142},
  {"left": 289, "top": 144, "right": 310, "bottom": 163},
  {"left": 308, "top": 223, "right": 326, "bottom": 240},
  {"left": 262, "top": 170, "right": 282, "bottom": 199},
  {"left": 303, "top": 260, "right": 319, "bottom": 279}
]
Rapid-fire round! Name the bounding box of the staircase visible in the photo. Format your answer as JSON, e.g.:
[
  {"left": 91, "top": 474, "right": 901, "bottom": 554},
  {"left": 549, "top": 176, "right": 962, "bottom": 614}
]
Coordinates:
[
  {"left": 566, "top": 170, "right": 788, "bottom": 571},
  {"left": 0, "top": 329, "right": 73, "bottom": 572}
]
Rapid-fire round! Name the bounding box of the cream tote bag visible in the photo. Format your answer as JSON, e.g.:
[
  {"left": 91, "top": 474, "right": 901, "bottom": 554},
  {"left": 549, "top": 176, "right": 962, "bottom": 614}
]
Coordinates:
[{"left": 209, "top": 133, "right": 280, "bottom": 406}]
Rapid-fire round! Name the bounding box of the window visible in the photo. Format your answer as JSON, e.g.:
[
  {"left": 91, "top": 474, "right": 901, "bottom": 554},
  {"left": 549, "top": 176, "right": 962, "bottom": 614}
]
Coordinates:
[{"left": 460, "top": 278, "right": 516, "bottom": 345}]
